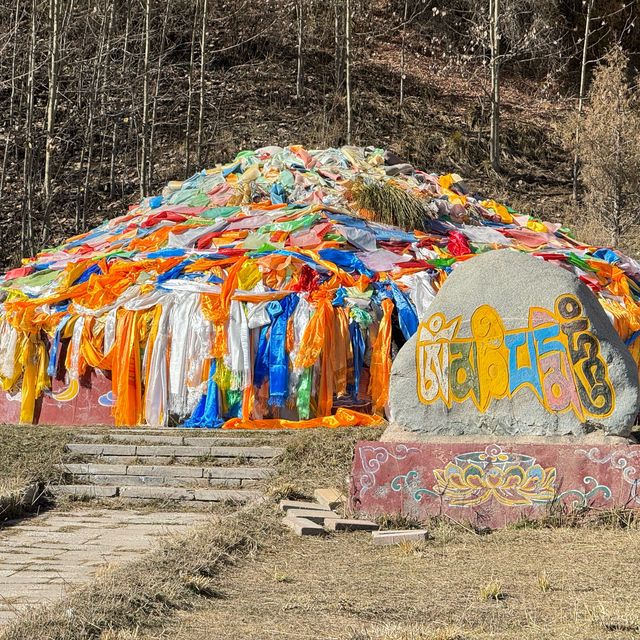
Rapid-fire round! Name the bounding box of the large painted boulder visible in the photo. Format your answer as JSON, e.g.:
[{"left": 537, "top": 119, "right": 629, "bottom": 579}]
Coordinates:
[{"left": 388, "top": 250, "right": 640, "bottom": 438}]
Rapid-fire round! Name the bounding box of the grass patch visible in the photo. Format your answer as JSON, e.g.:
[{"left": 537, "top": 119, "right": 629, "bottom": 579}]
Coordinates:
[
  {"left": 0, "top": 424, "right": 71, "bottom": 522},
  {"left": 509, "top": 505, "right": 640, "bottom": 531},
  {"left": 583, "top": 604, "right": 640, "bottom": 633},
  {"left": 272, "top": 425, "right": 384, "bottom": 497},
  {"left": 351, "top": 624, "right": 472, "bottom": 640},
  {"left": 537, "top": 571, "right": 552, "bottom": 593},
  {"left": 0, "top": 424, "right": 71, "bottom": 485},
  {"left": 478, "top": 580, "right": 505, "bottom": 601},
  {"left": 376, "top": 512, "right": 424, "bottom": 530}
]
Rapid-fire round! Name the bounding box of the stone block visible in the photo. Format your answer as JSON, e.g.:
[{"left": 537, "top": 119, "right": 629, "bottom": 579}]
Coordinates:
[
  {"left": 109, "top": 434, "right": 185, "bottom": 445},
  {"left": 119, "top": 486, "right": 194, "bottom": 500},
  {"left": 134, "top": 445, "right": 210, "bottom": 457},
  {"left": 183, "top": 437, "right": 250, "bottom": 446},
  {"left": 285, "top": 509, "right": 339, "bottom": 524},
  {"left": 209, "top": 446, "right": 284, "bottom": 458},
  {"left": 389, "top": 250, "right": 640, "bottom": 438},
  {"left": 279, "top": 499, "right": 327, "bottom": 512},
  {"left": 314, "top": 488, "right": 345, "bottom": 510},
  {"left": 61, "top": 463, "right": 128, "bottom": 476},
  {"left": 50, "top": 485, "right": 118, "bottom": 498},
  {"left": 282, "top": 515, "right": 325, "bottom": 536},
  {"left": 371, "top": 530, "right": 428, "bottom": 546},
  {"left": 205, "top": 466, "right": 275, "bottom": 480},
  {"left": 65, "top": 443, "right": 103, "bottom": 455},
  {"left": 100, "top": 456, "right": 198, "bottom": 465},
  {"left": 126, "top": 465, "right": 204, "bottom": 478},
  {"left": 325, "top": 519, "right": 379, "bottom": 532},
  {"left": 100, "top": 444, "right": 137, "bottom": 455}
]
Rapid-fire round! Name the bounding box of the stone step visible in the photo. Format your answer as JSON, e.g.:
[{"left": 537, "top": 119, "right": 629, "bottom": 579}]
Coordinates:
[
  {"left": 77, "top": 434, "right": 252, "bottom": 446},
  {"left": 66, "top": 443, "right": 284, "bottom": 459},
  {"left": 104, "top": 428, "right": 281, "bottom": 435},
  {"left": 70, "top": 474, "right": 255, "bottom": 488},
  {"left": 118, "top": 486, "right": 262, "bottom": 502},
  {"left": 61, "top": 462, "right": 275, "bottom": 480},
  {"left": 86, "top": 455, "right": 275, "bottom": 466},
  {"left": 50, "top": 485, "right": 262, "bottom": 503},
  {"left": 49, "top": 485, "right": 118, "bottom": 498}
]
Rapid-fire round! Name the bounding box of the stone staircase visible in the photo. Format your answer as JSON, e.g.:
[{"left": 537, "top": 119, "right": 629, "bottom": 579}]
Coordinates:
[{"left": 51, "top": 430, "right": 284, "bottom": 504}]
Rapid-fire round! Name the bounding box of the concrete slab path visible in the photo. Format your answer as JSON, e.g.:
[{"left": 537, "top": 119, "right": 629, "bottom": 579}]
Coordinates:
[{"left": 0, "top": 509, "right": 209, "bottom": 626}]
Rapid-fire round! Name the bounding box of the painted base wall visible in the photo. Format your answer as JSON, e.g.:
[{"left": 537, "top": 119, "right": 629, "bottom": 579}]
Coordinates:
[
  {"left": 349, "top": 440, "right": 640, "bottom": 529},
  {"left": 0, "top": 369, "right": 114, "bottom": 426}
]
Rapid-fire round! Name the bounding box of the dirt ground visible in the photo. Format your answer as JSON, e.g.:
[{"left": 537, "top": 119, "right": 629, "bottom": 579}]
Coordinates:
[{"left": 143, "top": 522, "right": 640, "bottom": 640}]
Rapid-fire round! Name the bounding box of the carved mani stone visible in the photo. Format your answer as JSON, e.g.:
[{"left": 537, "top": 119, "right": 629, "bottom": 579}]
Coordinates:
[{"left": 389, "top": 250, "right": 640, "bottom": 438}]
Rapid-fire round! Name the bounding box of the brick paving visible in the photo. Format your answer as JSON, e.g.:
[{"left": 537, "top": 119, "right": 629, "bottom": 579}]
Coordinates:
[{"left": 0, "top": 509, "right": 209, "bottom": 626}]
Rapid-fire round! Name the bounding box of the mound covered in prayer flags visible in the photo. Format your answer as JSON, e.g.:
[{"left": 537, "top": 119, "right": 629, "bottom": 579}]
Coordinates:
[{"left": 1, "top": 145, "right": 640, "bottom": 429}]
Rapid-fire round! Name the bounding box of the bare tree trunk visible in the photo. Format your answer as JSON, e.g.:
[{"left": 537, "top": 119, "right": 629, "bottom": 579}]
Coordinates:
[
  {"left": 489, "top": 0, "right": 501, "bottom": 172},
  {"left": 611, "top": 92, "right": 623, "bottom": 247},
  {"left": 334, "top": 0, "right": 344, "bottom": 88},
  {"left": 22, "top": 0, "right": 37, "bottom": 256},
  {"left": 197, "top": 0, "right": 208, "bottom": 167},
  {"left": 109, "top": 122, "right": 117, "bottom": 199},
  {"left": 108, "top": 0, "right": 132, "bottom": 200},
  {"left": 399, "top": 0, "right": 408, "bottom": 109},
  {"left": 0, "top": 0, "right": 21, "bottom": 199},
  {"left": 98, "top": 0, "right": 115, "bottom": 180},
  {"left": 295, "top": 0, "right": 304, "bottom": 99},
  {"left": 149, "top": 0, "right": 171, "bottom": 187},
  {"left": 140, "top": 0, "right": 152, "bottom": 198},
  {"left": 82, "top": 0, "right": 109, "bottom": 230},
  {"left": 185, "top": 0, "right": 200, "bottom": 177},
  {"left": 42, "top": 0, "right": 61, "bottom": 244},
  {"left": 345, "top": 0, "right": 351, "bottom": 144},
  {"left": 573, "top": 0, "right": 593, "bottom": 202}
]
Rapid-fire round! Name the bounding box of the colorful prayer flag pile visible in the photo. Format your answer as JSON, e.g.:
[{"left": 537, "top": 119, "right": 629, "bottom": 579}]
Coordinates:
[{"left": 1, "top": 145, "right": 639, "bottom": 429}]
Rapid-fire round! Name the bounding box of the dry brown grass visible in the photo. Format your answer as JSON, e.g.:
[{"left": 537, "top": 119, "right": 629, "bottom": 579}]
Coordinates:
[
  {"left": 351, "top": 623, "right": 471, "bottom": 640},
  {"left": 271, "top": 425, "right": 385, "bottom": 497},
  {"left": 0, "top": 424, "right": 71, "bottom": 485},
  {"left": 0, "top": 424, "right": 71, "bottom": 522},
  {"left": 138, "top": 523, "right": 640, "bottom": 640}
]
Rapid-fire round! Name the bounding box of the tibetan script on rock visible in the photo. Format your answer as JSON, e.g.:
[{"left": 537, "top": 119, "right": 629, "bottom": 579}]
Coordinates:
[{"left": 415, "top": 294, "right": 615, "bottom": 419}]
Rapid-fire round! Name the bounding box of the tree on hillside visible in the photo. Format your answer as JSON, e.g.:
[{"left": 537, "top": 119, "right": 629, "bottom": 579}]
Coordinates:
[
  {"left": 489, "top": 0, "right": 500, "bottom": 172},
  {"left": 576, "top": 46, "right": 640, "bottom": 247},
  {"left": 572, "top": 0, "right": 594, "bottom": 202}
]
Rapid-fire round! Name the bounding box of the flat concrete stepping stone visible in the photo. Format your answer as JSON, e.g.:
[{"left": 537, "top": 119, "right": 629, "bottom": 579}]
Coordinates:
[
  {"left": 314, "top": 488, "right": 346, "bottom": 510},
  {"left": 285, "top": 509, "right": 340, "bottom": 524},
  {"left": 326, "top": 519, "right": 379, "bottom": 532},
  {"left": 279, "top": 499, "right": 329, "bottom": 512},
  {"left": 282, "top": 515, "right": 325, "bottom": 536},
  {"left": 78, "top": 433, "right": 253, "bottom": 446},
  {"left": 119, "top": 486, "right": 195, "bottom": 501},
  {"left": 62, "top": 463, "right": 129, "bottom": 475},
  {"left": 193, "top": 489, "right": 262, "bottom": 502},
  {"left": 371, "top": 530, "right": 428, "bottom": 546}
]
